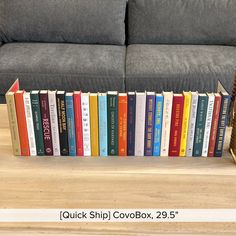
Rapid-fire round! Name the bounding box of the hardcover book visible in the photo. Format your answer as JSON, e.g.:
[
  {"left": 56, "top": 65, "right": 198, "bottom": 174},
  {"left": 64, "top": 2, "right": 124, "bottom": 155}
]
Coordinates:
[
  {"left": 56, "top": 91, "right": 69, "bottom": 156},
  {"left": 144, "top": 92, "right": 156, "bottom": 156},
  {"left": 153, "top": 94, "right": 163, "bottom": 156},
  {"left": 107, "top": 92, "right": 118, "bottom": 156},
  {"left": 169, "top": 94, "right": 184, "bottom": 156}
]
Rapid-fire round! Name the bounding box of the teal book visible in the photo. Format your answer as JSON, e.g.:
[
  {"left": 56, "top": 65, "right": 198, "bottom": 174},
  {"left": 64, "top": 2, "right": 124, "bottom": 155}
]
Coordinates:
[
  {"left": 30, "top": 91, "right": 44, "bottom": 156},
  {"left": 193, "top": 94, "right": 208, "bottom": 157},
  {"left": 107, "top": 92, "right": 118, "bottom": 156}
]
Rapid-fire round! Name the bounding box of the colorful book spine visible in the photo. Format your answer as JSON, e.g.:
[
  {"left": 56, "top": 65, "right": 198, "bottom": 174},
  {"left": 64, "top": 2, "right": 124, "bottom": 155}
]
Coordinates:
[
  {"left": 5, "top": 92, "right": 21, "bottom": 156},
  {"left": 135, "top": 92, "right": 146, "bottom": 156},
  {"left": 23, "top": 92, "right": 37, "bottom": 156},
  {"left": 144, "top": 92, "right": 156, "bottom": 156},
  {"left": 118, "top": 93, "right": 128, "bottom": 156},
  {"left": 98, "top": 93, "right": 108, "bottom": 157},
  {"left": 40, "top": 91, "right": 53, "bottom": 156},
  {"left": 107, "top": 92, "right": 118, "bottom": 156},
  {"left": 66, "top": 93, "right": 76, "bottom": 156},
  {"left": 179, "top": 92, "right": 191, "bottom": 157},
  {"left": 74, "top": 91, "right": 84, "bottom": 156},
  {"left": 202, "top": 93, "right": 215, "bottom": 157},
  {"left": 208, "top": 94, "right": 222, "bottom": 157},
  {"left": 48, "top": 91, "right": 60, "bottom": 156},
  {"left": 31, "top": 91, "right": 45, "bottom": 156},
  {"left": 161, "top": 92, "right": 173, "bottom": 156},
  {"left": 81, "top": 93, "right": 91, "bottom": 156},
  {"left": 153, "top": 94, "right": 163, "bottom": 156},
  {"left": 169, "top": 94, "right": 184, "bottom": 156},
  {"left": 214, "top": 92, "right": 230, "bottom": 157},
  {"left": 193, "top": 94, "right": 208, "bottom": 157},
  {"left": 90, "top": 93, "right": 99, "bottom": 157},
  {"left": 56, "top": 91, "right": 69, "bottom": 156},
  {"left": 127, "top": 92, "right": 136, "bottom": 156},
  {"left": 186, "top": 92, "right": 199, "bottom": 157},
  {"left": 15, "top": 91, "right": 30, "bottom": 156}
]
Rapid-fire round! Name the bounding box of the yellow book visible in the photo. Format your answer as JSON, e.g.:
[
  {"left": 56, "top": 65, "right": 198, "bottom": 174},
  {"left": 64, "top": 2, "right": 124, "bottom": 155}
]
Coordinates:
[
  {"left": 180, "top": 92, "right": 192, "bottom": 156},
  {"left": 90, "top": 93, "right": 99, "bottom": 156}
]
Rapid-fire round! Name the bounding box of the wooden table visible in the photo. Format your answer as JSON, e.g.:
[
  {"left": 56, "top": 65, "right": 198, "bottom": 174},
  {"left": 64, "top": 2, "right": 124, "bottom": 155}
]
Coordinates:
[{"left": 0, "top": 104, "right": 236, "bottom": 235}]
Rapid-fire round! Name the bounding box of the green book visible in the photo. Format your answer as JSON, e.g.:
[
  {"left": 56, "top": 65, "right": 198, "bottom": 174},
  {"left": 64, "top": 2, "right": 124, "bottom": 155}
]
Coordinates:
[
  {"left": 30, "top": 91, "right": 45, "bottom": 156},
  {"left": 107, "top": 91, "right": 118, "bottom": 156},
  {"left": 193, "top": 94, "right": 208, "bottom": 157}
]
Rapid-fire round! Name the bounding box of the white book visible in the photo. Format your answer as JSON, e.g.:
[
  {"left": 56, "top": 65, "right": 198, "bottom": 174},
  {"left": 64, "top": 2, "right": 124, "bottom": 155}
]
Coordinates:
[
  {"left": 160, "top": 92, "right": 173, "bottom": 156},
  {"left": 81, "top": 93, "right": 91, "bottom": 156},
  {"left": 23, "top": 92, "right": 37, "bottom": 156},
  {"left": 48, "top": 91, "right": 60, "bottom": 156},
  {"left": 186, "top": 92, "right": 199, "bottom": 157},
  {"left": 134, "top": 92, "right": 146, "bottom": 156},
  {"left": 202, "top": 93, "right": 215, "bottom": 157}
]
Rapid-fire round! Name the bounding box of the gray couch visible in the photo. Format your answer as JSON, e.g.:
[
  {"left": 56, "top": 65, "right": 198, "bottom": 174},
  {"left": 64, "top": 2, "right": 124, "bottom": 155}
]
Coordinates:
[{"left": 1, "top": 0, "right": 236, "bottom": 103}]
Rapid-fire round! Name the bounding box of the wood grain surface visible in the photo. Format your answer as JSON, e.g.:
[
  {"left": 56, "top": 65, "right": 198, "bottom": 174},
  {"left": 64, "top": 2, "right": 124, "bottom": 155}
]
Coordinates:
[{"left": 0, "top": 104, "right": 236, "bottom": 235}]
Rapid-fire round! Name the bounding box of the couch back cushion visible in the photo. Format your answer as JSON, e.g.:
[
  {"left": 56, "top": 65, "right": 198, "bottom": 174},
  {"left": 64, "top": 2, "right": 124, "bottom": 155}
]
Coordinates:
[
  {"left": 0, "top": 0, "right": 126, "bottom": 45},
  {"left": 128, "top": 0, "right": 236, "bottom": 45}
]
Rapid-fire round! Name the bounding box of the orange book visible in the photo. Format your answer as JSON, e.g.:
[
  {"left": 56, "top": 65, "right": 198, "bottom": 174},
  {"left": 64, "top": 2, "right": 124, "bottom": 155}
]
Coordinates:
[
  {"left": 118, "top": 93, "right": 128, "bottom": 156},
  {"left": 15, "top": 91, "right": 30, "bottom": 156}
]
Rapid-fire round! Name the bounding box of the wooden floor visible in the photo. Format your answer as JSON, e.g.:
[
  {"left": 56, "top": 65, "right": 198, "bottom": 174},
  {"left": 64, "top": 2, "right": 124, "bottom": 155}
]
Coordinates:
[{"left": 0, "top": 104, "right": 236, "bottom": 235}]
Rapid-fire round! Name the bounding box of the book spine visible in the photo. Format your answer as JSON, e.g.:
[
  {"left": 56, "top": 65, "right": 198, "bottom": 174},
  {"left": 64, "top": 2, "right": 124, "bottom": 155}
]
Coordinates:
[
  {"left": 98, "top": 94, "right": 108, "bottom": 157},
  {"left": 169, "top": 96, "right": 184, "bottom": 156},
  {"left": 40, "top": 92, "right": 53, "bottom": 156},
  {"left": 81, "top": 94, "right": 91, "bottom": 156},
  {"left": 161, "top": 93, "right": 173, "bottom": 156},
  {"left": 66, "top": 95, "right": 76, "bottom": 156},
  {"left": 144, "top": 94, "right": 156, "bottom": 156},
  {"left": 31, "top": 93, "right": 45, "bottom": 155},
  {"left": 74, "top": 93, "right": 84, "bottom": 156},
  {"left": 202, "top": 95, "right": 215, "bottom": 157},
  {"left": 5, "top": 93, "right": 21, "bottom": 155},
  {"left": 127, "top": 94, "right": 136, "bottom": 156},
  {"left": 107, "top": 94, "right": 118, "bottom": 156},
  {"left": 214, "top": 94, "right": 230, "bottom": 157},
  {"left": 14, "top": 92, "right": 30, "bottom": 156},
  {"left": 193, "top": 96, "right": 208, "bottom": 157},
  {"left": 186, "top": 93, "right": 199, "bottom": 157},
  {"left": 179, "top": 93, "right": 191, "bottom": 156},
  {"left": 118, "top": 95, "right": 128, "bottom": 156},
  {"left": 56, "top": 93, "right": 69, "bottom": 156},
  {"left": 153, "top": 95, "right": 163, "bottom": 156},
  {"left": 48, "top": 92, "right": 60, "bottom": 156},
  {"left": 90, "top": 95, "right": 99, "bottom": 156},
  {"left": 23, "top": 93, "right": 37, "bottom": 156},
  {"left": 208, "top": 95, "right": 222, "bottom": 157},
  {"left": 135, "top": 93, "right": 146, "bottom": 156}
]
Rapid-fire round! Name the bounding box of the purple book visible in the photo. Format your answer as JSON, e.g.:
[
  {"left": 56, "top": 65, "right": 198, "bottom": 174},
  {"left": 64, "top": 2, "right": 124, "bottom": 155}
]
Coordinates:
[
  {"left": 40, "top": 90, "right": 53, "bottom": 156},
  {"left": 144, "top": 92, "right": 156, "bottom": 156}
]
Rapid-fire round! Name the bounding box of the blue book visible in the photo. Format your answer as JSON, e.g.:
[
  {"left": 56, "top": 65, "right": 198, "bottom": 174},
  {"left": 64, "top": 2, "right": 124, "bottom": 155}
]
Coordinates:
[
  {"left": 66, "top": 93, "right": 76, "bottom": 156},
  {"left": 127, "top": 92, "right": 136, "bottom": 156},
  {"left": 153, "top": 94, "right": 164, "bottom": 156},
  {"left": 214, "top": 92, "right": 230, "bottom": 157},
  {"left": 144, "top": 92, "right": 156, "bottom": 156},
  {"left": 98, "top": 93, "right": 108, "bottom": 157}
]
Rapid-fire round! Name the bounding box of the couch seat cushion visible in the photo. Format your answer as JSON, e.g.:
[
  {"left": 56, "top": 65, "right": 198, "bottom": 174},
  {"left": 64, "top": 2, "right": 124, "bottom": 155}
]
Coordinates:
[
  {"left": 126, "top": 44, "right": 236, "bottom": 92},
  {"left": 0, "top": 43, "right": 126, "bottom": 96}
]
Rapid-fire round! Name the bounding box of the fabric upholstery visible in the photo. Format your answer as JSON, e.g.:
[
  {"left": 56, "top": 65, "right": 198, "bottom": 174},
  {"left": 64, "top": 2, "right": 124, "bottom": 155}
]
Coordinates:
[
  {"left": 0, "top": 43, "right": 126, "bottom": 96},
  {"left": 0, "top": 0, "right": 126, "bottom": 45},
  {"left": 126, "top": 44, "right": 236, "bottom": 92},
  {"left": 128, "top": 0, "right": 236, "bottom": 45}
]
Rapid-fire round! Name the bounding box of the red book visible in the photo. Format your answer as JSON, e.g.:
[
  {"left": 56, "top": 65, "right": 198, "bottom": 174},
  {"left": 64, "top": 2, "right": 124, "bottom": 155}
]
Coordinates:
[
  {"left": 169, "top": 94, "right": 184, "bottom": 156},
  {"left": 208, "top": 94, "right": 222, "bottom": 157},
  {"left": 14, "top": 91, "right": 30, "bottom": 156},
  {"left": 40, "top": 91, "right": 53, "bottom": 156},
  {"left": 74, "top": 91, "right": 84, "bottom": 156}
]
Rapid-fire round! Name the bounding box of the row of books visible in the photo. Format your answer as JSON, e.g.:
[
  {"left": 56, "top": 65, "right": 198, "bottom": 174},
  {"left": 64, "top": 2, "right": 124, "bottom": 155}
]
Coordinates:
[{"left": 6, "top": 86, "right": 230, "bottom": 157}]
